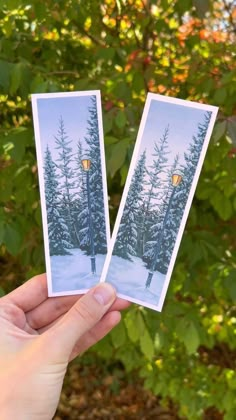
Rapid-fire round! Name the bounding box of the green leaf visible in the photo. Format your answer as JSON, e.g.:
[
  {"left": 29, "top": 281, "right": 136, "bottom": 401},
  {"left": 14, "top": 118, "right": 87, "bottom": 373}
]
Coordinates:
[
  {"left": 132, "top": 72, "right": 145, "bottom": 93},
  {"left": 105, "top": 135, "right": 119, "bottom": 145},
  {"left": 3, "top": 128, "right": 33, "bottom": 163},
  {"left": 120, "top": 163, "right": 128, "bottom": 185},
  {"left": 96, "top": 47, "right": 115, "bottom": 60},
  {"left": 0, "top": 287, "right": 6, "bottom": 297},
  {"left": 213, "top": 88, "right": 227, "bottom": 105},
  {"left": 176, "top": 319, "right": 200, "bottom": 354},
  {"left": 107, "top": 139, "right": 129, "bottom": 177},
  {"left": 103, "top": 114, "right": 113, "bottom": 134},
  {"left": 0, "top": 221, "right": 5, "bottom": 245},
  {"left": 213, "top": 120, "right": 227, "bottom": 143},
  {"left": 4, "top": 224, "right": 22, "bottom": 256},
  {"left": 115, "top": 110, "right": 127, "bottom": 129},
  {"left": 110, "top": 320, "right": 126, "bottom": 348},
  {"left": 10, "top": 63, "right": 23, "bottom": 95},
  {"left": 0, "top": 60, "right": 12, "bottom": 92},
  {"left": 140, "top": 328, "right": 154, "bottom": 360},
  {"left": 30, "top": 75, "right": 48, "bottom": 93},
  {"left": 225, "top": 270, "right": 236, "bottom": 301},
  {"left": 4, "top": 0, "right": 21, "bottom": 9},
  {"left": 227, "top": 117, "right": 236, "bottom": 146},
  {"left": 124, "top": 310, "right": 140, "bottom": 343},
  {"left": 210, "top": 190, "right": 233, "bottom": 220},
  {"left": 183, "top": 322, "right": 200, "bottom": 355}
]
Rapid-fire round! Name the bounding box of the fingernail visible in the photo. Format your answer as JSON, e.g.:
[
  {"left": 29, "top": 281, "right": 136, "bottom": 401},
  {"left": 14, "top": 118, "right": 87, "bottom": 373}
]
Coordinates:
[{"left": 93, "top": 283, "right": 116, "bottom": 305}]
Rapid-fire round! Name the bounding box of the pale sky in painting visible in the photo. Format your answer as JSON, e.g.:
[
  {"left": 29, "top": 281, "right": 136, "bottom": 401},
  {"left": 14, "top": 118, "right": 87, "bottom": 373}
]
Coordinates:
[
  {"left": 36, "top": 95, "right": 94, "bottom": 163},
  {"left": 140, "top": 99, "right": 209, "bottom": 170}
]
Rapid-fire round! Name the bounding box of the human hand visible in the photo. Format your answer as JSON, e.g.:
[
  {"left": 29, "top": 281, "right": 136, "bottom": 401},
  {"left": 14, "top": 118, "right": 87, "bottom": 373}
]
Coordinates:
[{"left": 0, "top": 274, "right": 129, "bottom": 420}]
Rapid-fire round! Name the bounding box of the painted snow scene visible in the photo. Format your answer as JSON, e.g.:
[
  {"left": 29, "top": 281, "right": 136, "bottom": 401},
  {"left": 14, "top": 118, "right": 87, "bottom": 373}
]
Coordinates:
[
  {"left": 101, "top": 94, "right": 218, "bottom": 311},
  {"left": 32, "top": 91, "right": 109, "bottom": 296}
]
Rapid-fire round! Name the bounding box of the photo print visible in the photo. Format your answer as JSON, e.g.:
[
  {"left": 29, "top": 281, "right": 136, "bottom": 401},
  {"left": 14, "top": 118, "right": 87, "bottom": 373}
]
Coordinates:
[
  {"left": 101, "top": 93, "right": 218, "bottom": 311},
  {"left": 31, "top": 91, "right": 110, "bottom": 296}
]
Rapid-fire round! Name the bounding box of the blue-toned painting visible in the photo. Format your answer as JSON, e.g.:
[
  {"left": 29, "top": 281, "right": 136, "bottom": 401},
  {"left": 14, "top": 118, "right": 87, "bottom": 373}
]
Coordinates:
[
  {"left": 101, "top": 94, "right": 218, "bottom": 311},
  {"left": 32, "top": 91, "right": 110, "bottom": 296}
]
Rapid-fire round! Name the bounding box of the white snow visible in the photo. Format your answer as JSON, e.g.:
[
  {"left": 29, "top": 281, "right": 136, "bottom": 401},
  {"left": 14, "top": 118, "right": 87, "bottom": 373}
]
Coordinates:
[
  {"left": 106, "top": 255, "right": 166, "bottom": 306},
  {"left": 51, "top": 248, "right": 106, "bottom": 293}
]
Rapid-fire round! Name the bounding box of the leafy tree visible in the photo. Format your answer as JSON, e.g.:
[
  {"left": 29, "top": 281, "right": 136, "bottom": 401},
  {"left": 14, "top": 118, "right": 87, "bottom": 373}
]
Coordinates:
[
  {"left": 0, "top": 1, "right": 236, "bottom": 418},
  {"left": 44, "top": 146, "right": 72, "bottom": 255},
  {"left": 114, "top": 150, "right": 146, "bottom": 260}
]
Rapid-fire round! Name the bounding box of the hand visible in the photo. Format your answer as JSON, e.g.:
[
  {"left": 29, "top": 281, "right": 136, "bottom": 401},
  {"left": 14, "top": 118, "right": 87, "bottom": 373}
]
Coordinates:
[{"left": 0, "top": 274, "right": 129, "bottom": 420}]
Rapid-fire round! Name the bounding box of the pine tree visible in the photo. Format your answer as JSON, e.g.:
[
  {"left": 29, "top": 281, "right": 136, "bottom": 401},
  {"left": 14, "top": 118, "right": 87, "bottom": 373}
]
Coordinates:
[
  {"left": 54, "top": 116, "right": 76, "bottom": 244},
  {"left": 80, "top": 95, "right": 107, "bottom": 254},
  {"left": 114, "top": 150, "right": 147, "bottom": 260},
  {"left": 75, "top": 140, "right": 86, "bottom": 201},
  {"left": 73, "top": 140, "right": 88, "bottom": 247},
  {"left": 44, "top": 145, "right": 72, "bottom": 256},
  {"left": 152, "top": 154, "right": 182, "bottom": 273},
  {"left": 140, "top": 125, "right": 170, "bottom": 255},
  {"left": 144, "top": 112, "right": 212, "bottom": 277},
  {"left": 170, "top": 111, "right": 212, "bottom": 236},
  {"left": 183, "top": 111, "right": 211, "bottom": 192}
]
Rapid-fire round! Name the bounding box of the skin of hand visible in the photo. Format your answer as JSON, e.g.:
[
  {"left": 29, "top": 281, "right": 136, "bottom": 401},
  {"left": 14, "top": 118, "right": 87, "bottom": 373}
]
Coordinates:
[{"left": 0, "top": 274, "right": 130, "bottom": 420}]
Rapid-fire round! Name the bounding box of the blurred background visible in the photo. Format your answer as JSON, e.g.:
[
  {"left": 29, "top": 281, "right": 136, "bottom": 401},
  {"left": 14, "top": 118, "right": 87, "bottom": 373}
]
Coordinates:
[{"left": 0, "top": 0, "right": 235, "bottom": 418}]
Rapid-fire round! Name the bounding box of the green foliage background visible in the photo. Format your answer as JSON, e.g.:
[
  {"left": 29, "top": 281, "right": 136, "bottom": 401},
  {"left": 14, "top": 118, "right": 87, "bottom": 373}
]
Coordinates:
[{"left": 0, "top": 0, "right": 235, "bottom": 418}]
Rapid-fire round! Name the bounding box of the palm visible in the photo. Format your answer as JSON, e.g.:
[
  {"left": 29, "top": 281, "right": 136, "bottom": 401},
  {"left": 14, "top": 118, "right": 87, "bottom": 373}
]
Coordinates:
[
  {"left": 0, "top": 274, "right": 130, "bottom": 419},
  {"left": 0, "top": 274, "right": 129, "bottom": 359}
]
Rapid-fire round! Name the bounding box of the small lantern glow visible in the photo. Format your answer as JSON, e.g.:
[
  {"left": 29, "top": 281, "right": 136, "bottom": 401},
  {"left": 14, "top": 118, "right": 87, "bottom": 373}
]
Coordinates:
[
  {"left": 172, "top": 172, "right": 183, "bottom": 187},
  {"left": 81, "top": 158, "right": 91, "bottom": 171}
]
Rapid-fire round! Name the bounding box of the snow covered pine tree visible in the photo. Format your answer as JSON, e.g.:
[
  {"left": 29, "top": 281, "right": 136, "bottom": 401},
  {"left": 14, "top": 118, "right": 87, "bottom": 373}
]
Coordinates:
[
  {"left": 73, "top": 140, "right": 89, "bottom": 249},
  {"left": 54, "top": 116, "right": 76, "bottom": 245},
  {"left": 141, "top": 126, "right": 170, "bottom": 257},
  {"left": 113, "top": 151, "right": 147, "bottom": 260},
  {"left": 44, "top": 145, "right": 72, "bottom": 255},
  {"left": 142, "top": 126, "right": 170, "bottom": 266},
  {"left": 79, "top": 95, "right": 107, "bottom": 255}
]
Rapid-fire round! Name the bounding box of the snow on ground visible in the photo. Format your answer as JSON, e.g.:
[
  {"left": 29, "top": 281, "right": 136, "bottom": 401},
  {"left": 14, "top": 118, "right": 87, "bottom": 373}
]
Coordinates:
[
  {"left": 51, "top": 248, "right": 106, "bottom": 293},
  {"left": 106, "top": 255, "right": 166, "bottom": 306}
]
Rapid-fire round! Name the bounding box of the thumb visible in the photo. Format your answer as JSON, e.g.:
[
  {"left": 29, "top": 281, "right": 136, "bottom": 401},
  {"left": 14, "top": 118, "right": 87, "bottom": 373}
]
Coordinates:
[{"left": 42, "top": 283, "right": 116, "bottom": 361}]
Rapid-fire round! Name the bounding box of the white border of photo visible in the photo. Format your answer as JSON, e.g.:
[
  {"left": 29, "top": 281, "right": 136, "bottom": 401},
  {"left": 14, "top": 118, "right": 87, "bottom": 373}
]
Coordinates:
[
  {"left": 100, "top": 93, "right": 218, "bottom": 311},
  {"left": 31, "top": 91, "right": 110, "bottom": 297}
]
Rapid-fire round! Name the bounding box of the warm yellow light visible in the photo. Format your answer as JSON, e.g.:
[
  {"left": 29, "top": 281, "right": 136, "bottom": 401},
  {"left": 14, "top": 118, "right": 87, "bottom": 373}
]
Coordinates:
[
  {"left": 172, "top": 173, "right": 182, "bottom": 187},
  {"left": 81, "top": 159, "right": 91, "bottom": 171}
]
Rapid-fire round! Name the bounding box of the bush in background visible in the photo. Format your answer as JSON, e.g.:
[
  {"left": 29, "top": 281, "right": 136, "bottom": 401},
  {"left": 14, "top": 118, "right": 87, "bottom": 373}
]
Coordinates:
[{"left": 0, "top": 1, "right": 235, "bottom": 418}]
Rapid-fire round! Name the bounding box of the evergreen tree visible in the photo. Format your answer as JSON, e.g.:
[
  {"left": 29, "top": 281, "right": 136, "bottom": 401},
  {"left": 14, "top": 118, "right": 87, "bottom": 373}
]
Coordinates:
[
  {"left": 143, "top": 112, "right": 211, "bottom": 276},
  {"left": 170, "top": 111, "right": 212, "bottom": 236},
  {"left": 183, "top": 111, "right": 211, "bottom": 191},
  {"left": 54, "top": 116, "right": 76, "bottom": 244},
  {"left": 73, "top": 140, "right": 88, "bottom": 247},
  {"left": 44, "top": 145, "right": 72, "bottom": 255},
  {"left": 140, "top": 125, "right": 170, "bottom": 255},
  {"left": 114, "top": 151, "right": 147, "bottom": 260},
  {"left": 75, "top": 140, "right": 86, "bottom": 201},
  {"left": 149, "top": 154, "right": 183, "bottom": 273},
  {"left": 79, "top": 96, "right": 107, "bottom": 254}
]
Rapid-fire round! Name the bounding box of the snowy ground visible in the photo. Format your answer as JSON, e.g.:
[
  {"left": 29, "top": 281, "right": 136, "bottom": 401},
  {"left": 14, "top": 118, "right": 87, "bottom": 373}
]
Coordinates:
[
  {"left": 106, "top": 255, "right": 166, "bottom": 306},
  {"left": 51, "top": 248, "right": 106, "bottom": 293}
]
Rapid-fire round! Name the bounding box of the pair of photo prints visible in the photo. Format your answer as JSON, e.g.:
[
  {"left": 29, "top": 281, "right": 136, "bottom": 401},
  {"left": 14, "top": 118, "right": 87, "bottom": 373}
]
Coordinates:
[{"left": 32, "top": 91, "right": 218, "bottom": 311}]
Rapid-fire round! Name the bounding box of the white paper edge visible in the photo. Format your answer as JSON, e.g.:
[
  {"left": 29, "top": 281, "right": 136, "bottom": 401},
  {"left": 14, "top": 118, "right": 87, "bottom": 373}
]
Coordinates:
[
  {"left": 100, "top": 93, "right": 218, "bottom": 311},
  {"left": 31, "top": 90, "right": 110, "bottom": 297}
]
